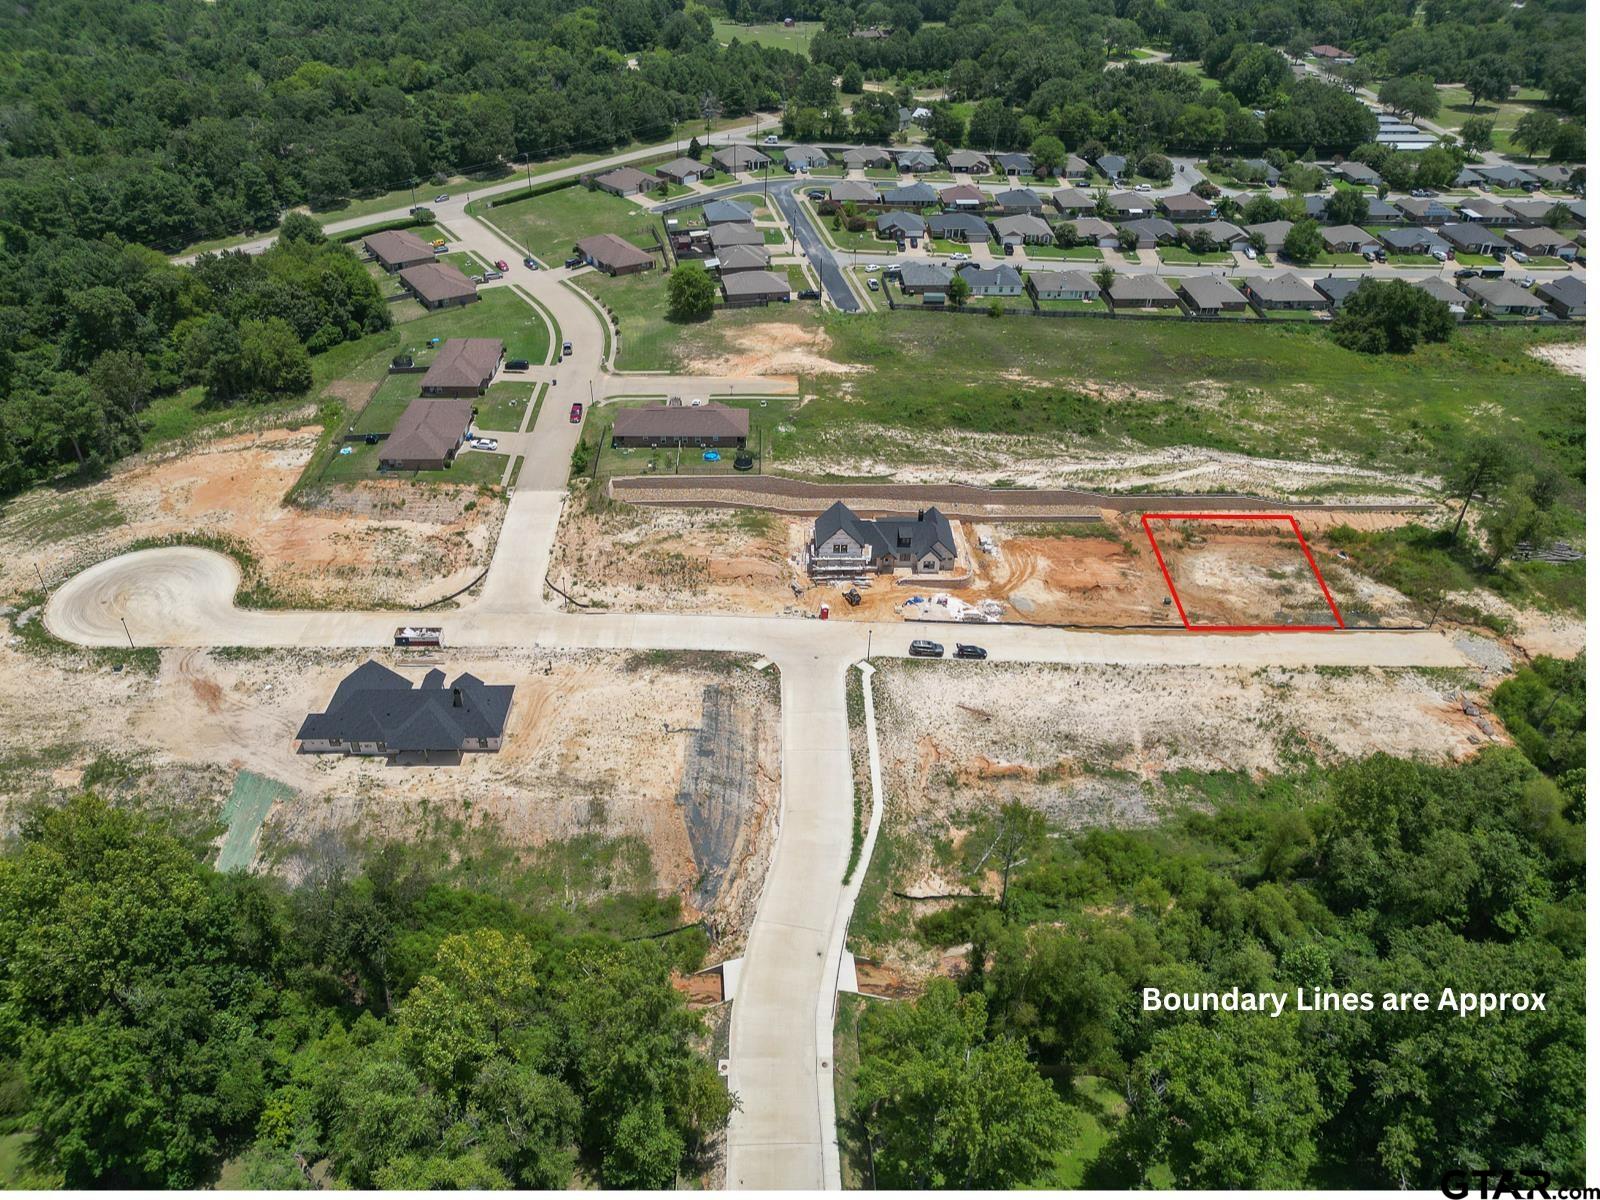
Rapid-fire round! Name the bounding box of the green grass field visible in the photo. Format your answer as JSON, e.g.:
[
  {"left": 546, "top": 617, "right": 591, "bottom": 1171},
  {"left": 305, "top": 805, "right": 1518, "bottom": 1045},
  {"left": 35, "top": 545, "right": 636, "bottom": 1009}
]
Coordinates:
[
  {"left": 711, "top": 17, "right": 820, "bottom": 53},
  {"left": 473, "top": 381, "right": 541, "bottom": 432},
  {"left": 481, "top": 184, "right": 664, "bottom": 266},
  {"left": 589, "top": 394, "right": 791, "bottom": 483},
  {"left": 1432, "top": 84, "right": 1552, "bottom": 151},
  {"left": 1023, "top": 244, "right": 1104, "bottom": 261},
  {"left": 1157, "top": 247, "right": 1233, "bottom": 264}
]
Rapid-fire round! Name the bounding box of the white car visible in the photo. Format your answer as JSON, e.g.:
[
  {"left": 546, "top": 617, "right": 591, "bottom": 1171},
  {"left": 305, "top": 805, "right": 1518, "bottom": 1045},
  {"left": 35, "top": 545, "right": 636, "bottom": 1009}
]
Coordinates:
[
  {"left": 471, "top": 437, "right": 498, "bottom": 451},
  {"left": 763, "top": 134, "right": 779, "bottom": 145},
  {"left": 1135, "top": 183, "right": 1153, "bottom": 192},
  {"left": 435, "top": 193, "right": 450, "bottom": 203},
  {"left": 1243, "top": 246, "right": 1257, "bottom": 260},
  {"left": 864, "top": 263, "right": 880, "bottom": 273},
  {"left": 947, "top": 252, "right": 971, "bottom": 262}
]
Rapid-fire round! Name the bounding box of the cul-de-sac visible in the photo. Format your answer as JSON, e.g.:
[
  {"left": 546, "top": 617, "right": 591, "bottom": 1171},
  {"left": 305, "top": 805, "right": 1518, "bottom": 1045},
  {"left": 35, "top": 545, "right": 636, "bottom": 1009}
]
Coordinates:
[{"left": 0, "top": 0, "right": 1586, "bottom": 1192}]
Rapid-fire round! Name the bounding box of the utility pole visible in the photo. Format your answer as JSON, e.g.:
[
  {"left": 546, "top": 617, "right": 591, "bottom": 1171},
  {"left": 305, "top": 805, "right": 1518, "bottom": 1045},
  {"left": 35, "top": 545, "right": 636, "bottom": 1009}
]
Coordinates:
[
  {"left": 33, "top": 562, "right": 46, "bottom": 591},
  {"left": 120, "top": 617, "right": 134, "bottom": 649}
]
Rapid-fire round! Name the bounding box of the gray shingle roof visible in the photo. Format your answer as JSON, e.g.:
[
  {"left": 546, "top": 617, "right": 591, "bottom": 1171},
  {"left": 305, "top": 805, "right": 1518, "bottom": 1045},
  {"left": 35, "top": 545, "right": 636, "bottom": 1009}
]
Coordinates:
[{"left": 297, "top": 661, "right": 514, "bottom": 752}]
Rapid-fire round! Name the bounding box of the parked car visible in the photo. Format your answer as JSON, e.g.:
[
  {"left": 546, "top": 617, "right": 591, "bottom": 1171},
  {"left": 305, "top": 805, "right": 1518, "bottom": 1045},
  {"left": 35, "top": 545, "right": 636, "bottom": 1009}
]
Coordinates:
[
  {"left": 564, "top": 255, "right": 583, "bottom": 269},
  {"left": 954, "top": 644, "right": 988, "bottom": 660},
  {"left": 798, "top": 288, "right": 821, "bottom": 299},
  {"left": 863, "top": 263, "right": 880, "bottom": 273},
  {"left": 807, "top": 190, "right": 825, "bottom": 201},
  {"left": 505, "top": 358, "right": 530, "bottom": 370},
  {"left": 435, "top": 193, "right": 450, "bottom": 203},
  {"left": 430, "top": 238, "right": 447, "bottom": 248},
  {"left": 867, "top": 277, "right": 879, "bottom": 291},
  {"left": 1134, "top": 183, "right": 1152, "bottom": 192},
  {"left": 947, "top": 252, "right": 971, "bottom": 262},
  {"left": 909, "top": 640, "right": 945, "bottom": 658},
  {"left": 483, "top": 269, "right": 503, "bottom": 280},
  {"left": 470, "top": 274, "right": 485, "bottom": 284},
  {"left": 494, "top": 259, "right": 509, "bottom": 271},
  {"left": 562, "top": 340, "right": 573, "bottom": 356},
  {"left": 1410, "top": 188, "right": 1435, "bottom": 198},
  {"left": 1454, "top": 268, "right": 1479, "bottom": 279},
  {"left": 471, "top": 437, "right": 498, "bottom": 451},
  {"left": 524, "top": 257, "right": 539, "bottom": 269},
  {"left": 569, "top": 402, "right": 583, "bottom": 423},
  {"left": 1243, "top": 246, "right": 1256, "bottom": 259},
  {"left": 763, "top": 134, "right": 780, "bottom": 145},
  {"left": 1510, "top": 250, "right": 1531, "bottom": 263}
]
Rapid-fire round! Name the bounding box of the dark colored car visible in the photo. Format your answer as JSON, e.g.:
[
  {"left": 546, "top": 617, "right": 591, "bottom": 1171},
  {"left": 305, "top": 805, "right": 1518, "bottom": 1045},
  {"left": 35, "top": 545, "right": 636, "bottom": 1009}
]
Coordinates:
[
  {"left": 798, "top": 289, "right": 820, "bottom": 300},
  {"left": 569, "top": 402, "right": 583, "bottom": 423},
  {"left": 505, "top": 358, "right": 530, "bottom": 370},
  {"left": 909, "top": 640, "right": 945, "bottom": 658},
  {"left": 1454, "top": 268, "right": 1478, "bottom": 279},
  {"left": 524, "top": 257, "right": 539, "bottom": 269},
  {"left": 565, "top": 255, "right": 583, "bottom": 269},
  {"left": 494, "top": 259, "right": 509, "bottom": 272},
  {"left": 954, "top": 644, "right": 988, "bottom": 660}
]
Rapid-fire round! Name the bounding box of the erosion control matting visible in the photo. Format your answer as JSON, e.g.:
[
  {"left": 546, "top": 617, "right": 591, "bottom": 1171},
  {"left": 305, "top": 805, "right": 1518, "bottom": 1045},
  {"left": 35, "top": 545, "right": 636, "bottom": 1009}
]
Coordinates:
[
  {"left": 677, "top": 684, "right": 758, "bottom": 910},
  {"left": 217, "top": 770, "right": 295, "bottom": 872}
]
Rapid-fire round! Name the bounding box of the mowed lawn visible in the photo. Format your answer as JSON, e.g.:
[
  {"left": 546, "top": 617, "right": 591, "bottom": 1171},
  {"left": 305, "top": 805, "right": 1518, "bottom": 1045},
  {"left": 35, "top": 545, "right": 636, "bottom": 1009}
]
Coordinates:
[
  {"left": 484, "top": 185, "right": 665, "bottom": 266},
  {"left": 711, "top": 18, "right": 820, "bottom": 52},
  {"left": 783, "top": 313, "right": 1586, "bottom": 489}
]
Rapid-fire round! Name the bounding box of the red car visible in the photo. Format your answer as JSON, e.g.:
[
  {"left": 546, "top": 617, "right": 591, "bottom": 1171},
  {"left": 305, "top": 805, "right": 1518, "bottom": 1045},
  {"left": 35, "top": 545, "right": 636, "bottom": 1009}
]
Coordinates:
[
  {"left": 494, "top": 259, "right": 509, "bottom": 271},
  {"left": 569, "top": 402, "right": 583, "bottom": 423}
]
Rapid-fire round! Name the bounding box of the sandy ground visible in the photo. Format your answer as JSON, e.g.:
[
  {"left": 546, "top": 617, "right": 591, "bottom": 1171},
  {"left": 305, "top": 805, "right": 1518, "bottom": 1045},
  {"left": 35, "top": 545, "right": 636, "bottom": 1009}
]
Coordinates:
[
  {"left": 680, "top": 323, "right": 862, "bottom": 378},
  {"left": 1526, "top": 341, "right": 1585, "bottom": 377},
  {"left": 0, "top": 642, "right": 780, "bottom": 950},
  {"left": 0, "top": 428, "right": 505, "bottom": 609},
  {"left": 855, "top": 656, "right": 1506, "bottom": 971}
]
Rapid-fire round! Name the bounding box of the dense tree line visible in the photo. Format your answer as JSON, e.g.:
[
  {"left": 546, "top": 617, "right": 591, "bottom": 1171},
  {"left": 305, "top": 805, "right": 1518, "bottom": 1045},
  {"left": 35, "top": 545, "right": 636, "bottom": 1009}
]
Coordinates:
[
  {"left": 851, "top": 720, "right": 1585, "bottom": 1187},
  {"left": 0, "top": 213, "right": 388, "bottom": 498},
  {"left": 0, "top": 796, "right": 728, "bottom": 1188}
]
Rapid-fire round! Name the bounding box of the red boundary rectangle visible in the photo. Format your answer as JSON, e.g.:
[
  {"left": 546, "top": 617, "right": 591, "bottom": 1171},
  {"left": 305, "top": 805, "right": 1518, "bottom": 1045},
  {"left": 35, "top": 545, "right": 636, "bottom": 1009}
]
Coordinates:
[{"left": 1140, "top": 513, "right": 1346, "bottom": 632}]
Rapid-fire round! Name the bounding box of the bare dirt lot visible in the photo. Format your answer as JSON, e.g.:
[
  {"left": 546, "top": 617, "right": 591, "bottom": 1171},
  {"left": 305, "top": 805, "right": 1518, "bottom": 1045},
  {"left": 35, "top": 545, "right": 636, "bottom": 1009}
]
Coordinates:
[
  {"left": 0, "top": 428, "right": 505, "bottom": 609},
  {"left": 0, "top": 643, "right": 780, "bottom": 951},
  {"left": 678, "top": 322, "right": 861, "bottom": 378},
  {"left": 853, "top": 656, "right": 1506, "bottom": 972},
  {"left": 556, "top": 502, "right": 1425, "bottom": 629}
]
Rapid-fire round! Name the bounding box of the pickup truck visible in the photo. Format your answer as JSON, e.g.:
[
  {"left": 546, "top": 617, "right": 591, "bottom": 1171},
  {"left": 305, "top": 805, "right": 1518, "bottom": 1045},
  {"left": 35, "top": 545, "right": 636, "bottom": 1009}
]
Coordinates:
[{"left": 394, "top": 626, "right": 443, "bottom": 647}]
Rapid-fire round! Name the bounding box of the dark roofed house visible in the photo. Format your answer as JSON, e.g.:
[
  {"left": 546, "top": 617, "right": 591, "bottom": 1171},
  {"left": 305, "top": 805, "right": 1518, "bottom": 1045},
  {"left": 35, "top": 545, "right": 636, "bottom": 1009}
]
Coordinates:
[
  {"left": 898, "top": 262, "right": 953, "bottom": 295},
  {"left": 877, "top": 211, "right": 926, "bottom": 240},
  {"left": 831, "top": 180, "right": 883, "bottom": 205},
  {"left": 720, "top": 269, "right": 792, "bottom": 306},
  {"left": 1439, "top": 223, "right": 1508, "bottom": 255},
  {"left": 1107, "top": 191, "right": 1152, "bottom": 219},
  {"left": 657, "top": 156, "right": 706, "bottom": 185},
  {"left": 1414, "top": 276, "right": 1470, "bottom": 316},
  {"left": 711, "top": 243, "right": 769, "bottom": 274},
  {"left": 786, "top": 145, "right": 830, "bottom": 169},
  {"left": 1052, "top": 187, "right": 1095, "bottom": 214},
  {"left": 1394, "top": 196, "right": 1455, "bottom": 223},
  {"left": 703, "top": 199, "right": 754, "bottom": 225},
  {"left": 1477, "top": 164, "right": 1534, "bottom": 189},
  {"left": 710, "top": 222, "right": 764, "bottom": 249},
  {"left": 1120, "top": 217, "right": 1179, "bottom": 248},
  {"left": 1246, "top": 220, "right": 1294, "bottom": 253},
  {"left": 1534, "top": 276, "right": 1584, "bottom": 318},
  {"left": 1191, "top": 219, "right": 1247, "bottom": 246},
  {"left": 1241, "top": 274, "right": 1329, "bottom": 311},
  {"left": 1064, "top": 217, "right": 1118, "bottom": 246},
  {"left": 378, "top": 398, "right": 475, "bottom": 470},
  {"left": 1107, "top": 274, "right": 1179, "bottom": 309},
  {"left": 297, "top": 661, "right": 514, "bottom": 759},
  {"left": 1462, "top": 277, "right": 1548, "bottom": 315},
  {"left": 809, "top": 501, "right": 957, "bottom": 576},
  {"left": 1321, "top": 224, "right": 1381, "bottom": 254},
  {"left": 1455, "top": 167, "right": 1485, "bottom": 188},
  {"left": 1504, "top": 227, "right": 1579, "bottom": 260},
  {"left": 1097, "top": 154, "right": 1127, "bottom": 181},
  {"left": 364, "top": 229, "right": 436, "bottom": 272},
  {"left": 399, "top": 262, "right": 479, "bottom": 310},
  {"left": 1160, "top": 191, "right": 1214, "bottom": 221},
  {"left": 1313, "top": 275, "right": 1364, "bottom": 309},
  {"left": 712, "top": 145, "right": 770, "bottom": 173},
  {"left": 1179, "top": 275, "right": 1247, "bottom": 313},
  {"left": 956, "top": 263, "right": 1023, "bottom": 296},
  {"left": 995, "top": 187, "right": 1043, "bottom": 214},
  {"left": 884, "top": 181, "right": 939, "bottom": 208},
  {"left": 1029, "top": 269, "right": 1099, "bottom": 301},
  {"left": 896, "top": 148, "right": 938, "bottom": 173},
  {"left": 1301, "top": 194, "right": 1330, "bottom": 222},
  {"left": 1332, "top": 161, "right": 1381, "bottom": 186},
  {"left": 611, "top": 400, "right": 750, "bottom": 448},
  {"left": 593, "top": 166, "right": 657, "bottom": 196},
  {"left": 927, "top": 211, "right": 992, "bottom": 242},
  {"left": 575, "top": 233, "right": 655, "bottom": 275},
  {"left": 1456, "top": 199, "right": 1516, "bottom": 226},
  {"left": 994, "top": 152, "right": 1032, "bottom": 176},
  {"left": 420, "top": 338, "right": 502, "bottom": 397},
  {"left": 1365, "top": 197, "right": 1402, "bottom": 223},
  {"left": 946, "top": 149, "right": 990, "bottom": 174},
  {"left": 843, "top": 147, "right": 894, "bottom": 170},
  {"left": 1380, "top": 226, "right": 1447, "bottom": 256},
  {"left": 1062, "top": 154, "right": 1092, "bottom": 182},
  {"left": 991, "top": 214, "right": 1053, "bottom": 245}
]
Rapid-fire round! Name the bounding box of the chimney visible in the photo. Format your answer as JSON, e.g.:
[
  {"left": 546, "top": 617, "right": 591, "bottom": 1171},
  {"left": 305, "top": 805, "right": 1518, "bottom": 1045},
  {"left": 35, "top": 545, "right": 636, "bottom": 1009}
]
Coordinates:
[
  {"left": 451, "top": 687, "right": 463, "bottom": 708},
  {"left": 916, "top": 508, "right": 925, "bottom": 521}
]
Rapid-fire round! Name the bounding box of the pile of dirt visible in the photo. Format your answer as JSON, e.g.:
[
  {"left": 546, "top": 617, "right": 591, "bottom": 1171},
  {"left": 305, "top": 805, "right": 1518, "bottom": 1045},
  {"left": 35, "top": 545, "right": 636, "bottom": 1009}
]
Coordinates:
[
  {"left": 0, "top": 429, "right": 505, "bottom": 609},
  {"left": 1526, "top": 341, "right": 1585, "bottom": 378},
  {"left": 679, "top": 323, "right": 860, "bottom": 378}
]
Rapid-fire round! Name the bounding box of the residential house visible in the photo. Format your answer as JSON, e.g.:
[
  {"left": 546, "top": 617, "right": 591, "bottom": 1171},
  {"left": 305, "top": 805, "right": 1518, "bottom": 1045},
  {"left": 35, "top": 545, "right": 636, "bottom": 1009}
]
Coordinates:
[
  {"left": 419, "top": 339, "right": 502, "bottom": 397},
  {"left": 1061, "top": 154, "right": 1092, "bottom": 183},
  {"left": 710, "top": 223, "right": 764, "bottom": 250},
  {"left": 364, "top": 229, "right": 436, "bottom": 272},
  {"left": 1308, "top": 44, "right": 1355, "bottom": 63},
  {"left": 1365, "top": 197, "right": 1402, "bottom": 223},
  {"left": 1301, "top": 194, "right": 1330, "bottom": 222},
  {"left": 1394, "top": 195, "right": 1455, "bottom": 223},
  {"left": 946, "top": 149, "right": 990, "bottom": 174},
  {"left": 1454, "top": 167, "right": 1485, "bottom": 188},
  {"left": 1107, "top": 274, "right": 1180, "bottom": 309},
  {"left": 1062, "top": 217, "right": 1119, "bottom": 247},
  {"left": 1189, "top": 219, "right": 1247, "bottom": 247},
  {"left": 991, "top": 214, "right": 1053, "bottom": 245},
  {"left": 896, "top": 148, "right": 938, "bottom": 173},
  {"left": 898, "top": 262, "right": 954, "bottom": 295},
  {"left": 575, "top": 233, "right": 655, "bottom": 275},
  {"left": 1462, "top": 278, "right": 1548, "bottom": 315},
  {"left": 1380, "top": 226, "right": 1448, "bottom": 256},
  {"left": 995, "top": 187, "right": 1043, "bottom": 214},
  {"left": 398, "top": 262, "right": 479, "bottom": 310},
  {"left": 927, "top": 211, "right": 992, "bottom": 242},
  {"left": 1107, "top": 191, "right": 1152, "bottom": 219},
  {"left": 809, "top": 501, "right": 957, "bottom": 576},
  {"left": 1246, "top": 220, "right": 1294, "bottom": 253},
  {"left": 1332, "top": 161, "right": 1381, "bottom": 186},
  {"left": 1239, "top": 158, "right": 1281, "bottom": 185},
  {"left": 940, "top": 183, "right": 986, "bottom": 209},
  {"left": 720, "top": 269, "right": 792, "bottom": 305},
  {"left": 1160, "top": 191, "right": 1215, "bottom": 221},
  {"left": 611, "top": 400, "right": 749, "bottom": 448},
  {"left": 656, "top": 156, "right": 706, "bottom": 185},
  {"left": 1321, "top": 224, "right": 1382, "bottom": 254},
  {"left": 1051, "top": 187, "right": 1095, "bottom": 215},
  {"left": 877, "top": 211, "right": 927, "bottom": 241},
  {"left": 1179, "top": 275, "right": 1248, "bottom": 314},
  {"left": 1313, "top": 276, "right": 1364, "bottom": 309},
  {"left": 1029, "top": 269, "right": 1100, "bottom": 301},
  {"left": 1096, "top": 153, "right": 1128, "bottom": 181},
  {"left": 1533, "top": 276, "right": 1585, "bottom": 318},
  {"left": 831, "top": 180, "right": 883, "bottom": 205},
  {"left": 296, "top": 661, "right": 515, "bottom": 759},
  {"left": 378, "top": 398, "right": 476, "bottom": 470},
  {"left": 994, "top": 152, "right": 1032, "bottom": 176},
  {"left": 1439, "top": 224, "right": 1508, "bottom": 256},
  {"left": 712, "top": 244, "right": 770, "bottom": 274},
  {"left": 712, "top": 145, "right": 770, "bottom": 173},
  {"left": 1456, "top": 199, "right": 1516, "bottom": 226},
  {"left": 593, "top": 166, "right": 657, "bottom": 196},
  {"left": 1505, "top": 199, "right": 1565, "bottom": 225},
  {"left": 1529, "top": 165, "right": 1579, "bottom": 191},
  {"left": 785, "top": 145, "right": 830, "bottom": 169},
  {"left": 1413, "top": 276, "right": 1470, "bottom": 317},
  {"left": 843, "top": 147, "right": 894, "bottom": 170},
  {"left": 1476, "top": 164, "right": 1535, "bottom": 190},
  {"left": 884, "top": 181, "right": 939, "bottom": 208},
  {"left": 1504, "top": 227, "right": 1580, "bottom": 260},
  {"left": 956, "top": 263, "right": 1023, "bottom": 296},
  {"left": 1241, "top": 274, "right": 1329, "bottom": 311},
  {"left": 703, "top": 199, "right": 753, "bottom": 225},
  {"left": 1120, "top": 217, "right": 1179, "bottom": 248}
]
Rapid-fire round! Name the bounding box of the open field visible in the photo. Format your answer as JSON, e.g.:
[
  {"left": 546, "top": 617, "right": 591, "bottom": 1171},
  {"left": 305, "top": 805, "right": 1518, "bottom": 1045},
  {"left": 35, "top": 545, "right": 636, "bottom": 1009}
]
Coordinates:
[
  {"left": 486, "top": 184, "right": 664, "bottom": 265},
  {"left": 711, "top": 17, "right": 820, "bottom": 52},
  {"left": 0, "top": 644, "right": 781, "bottom": 952},
  {"left": 1433, "top": 84, "right": 1552, "bottom": 151}
]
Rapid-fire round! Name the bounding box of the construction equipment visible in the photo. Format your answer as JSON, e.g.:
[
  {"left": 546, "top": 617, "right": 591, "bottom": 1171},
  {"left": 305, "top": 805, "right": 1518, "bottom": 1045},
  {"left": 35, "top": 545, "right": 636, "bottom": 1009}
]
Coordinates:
[{"left": 843, "top": 588, "right": 862, "bottom": 606}]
